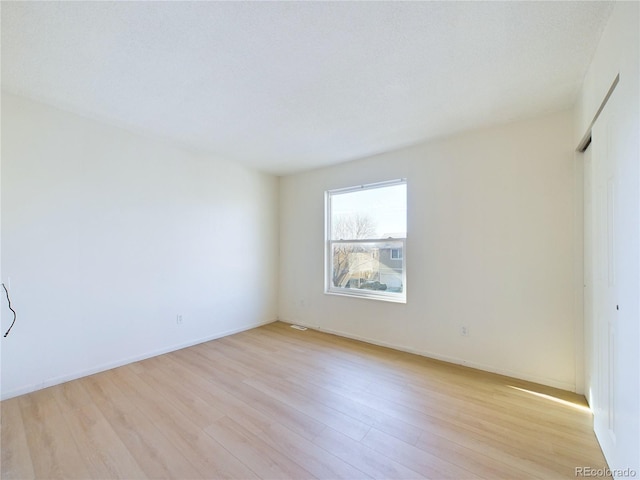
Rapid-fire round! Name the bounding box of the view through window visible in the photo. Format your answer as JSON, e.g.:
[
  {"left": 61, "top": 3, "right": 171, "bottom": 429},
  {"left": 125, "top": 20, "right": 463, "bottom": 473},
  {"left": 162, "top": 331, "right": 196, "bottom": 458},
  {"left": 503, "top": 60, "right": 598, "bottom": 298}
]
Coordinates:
[{"left": 326, "top": 180, "right": 407, "bottom": 302}]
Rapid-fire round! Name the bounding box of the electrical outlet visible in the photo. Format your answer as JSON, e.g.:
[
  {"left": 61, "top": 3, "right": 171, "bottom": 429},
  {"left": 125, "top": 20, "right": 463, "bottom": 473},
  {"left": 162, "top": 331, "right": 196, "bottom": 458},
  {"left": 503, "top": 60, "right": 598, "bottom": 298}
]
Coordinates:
[
  {"left": 177, "top": 314, "right": 183, "bottom": 325},
  {"left": 460, "top": 325, "right": 469, "bottom": 336}
]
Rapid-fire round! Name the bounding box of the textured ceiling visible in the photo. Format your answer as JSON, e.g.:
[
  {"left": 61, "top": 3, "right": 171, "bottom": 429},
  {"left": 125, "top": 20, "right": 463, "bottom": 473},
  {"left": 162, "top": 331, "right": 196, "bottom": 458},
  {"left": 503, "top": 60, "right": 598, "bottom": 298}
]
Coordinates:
[{"left": 2, "top": 1, "right": 612, "bottom": 175}]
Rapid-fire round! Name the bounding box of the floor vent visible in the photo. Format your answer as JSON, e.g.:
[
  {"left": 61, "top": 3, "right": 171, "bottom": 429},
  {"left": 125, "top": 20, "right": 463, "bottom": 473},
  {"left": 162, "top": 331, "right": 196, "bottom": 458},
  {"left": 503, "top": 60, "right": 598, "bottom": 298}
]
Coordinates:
[{"left": 290, "top": 324, "right": 308, "bottom": 331}]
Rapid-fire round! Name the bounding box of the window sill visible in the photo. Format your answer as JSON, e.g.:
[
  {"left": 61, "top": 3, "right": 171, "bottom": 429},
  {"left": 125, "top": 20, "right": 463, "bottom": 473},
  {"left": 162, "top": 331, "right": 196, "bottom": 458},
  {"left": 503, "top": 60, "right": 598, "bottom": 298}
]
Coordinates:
[{"left": 324, "top": 289, "right": 406, "bottom": 304}]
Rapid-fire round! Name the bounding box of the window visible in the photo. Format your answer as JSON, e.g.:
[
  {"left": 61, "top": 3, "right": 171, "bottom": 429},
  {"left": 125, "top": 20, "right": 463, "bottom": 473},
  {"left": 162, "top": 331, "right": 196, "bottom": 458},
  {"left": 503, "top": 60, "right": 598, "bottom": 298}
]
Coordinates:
[
  {"left": 325, "top": 179, "right": 407, "bottom": 303},
  {"left": 390, "top": 248, "right": 403, "bottom": 260}
]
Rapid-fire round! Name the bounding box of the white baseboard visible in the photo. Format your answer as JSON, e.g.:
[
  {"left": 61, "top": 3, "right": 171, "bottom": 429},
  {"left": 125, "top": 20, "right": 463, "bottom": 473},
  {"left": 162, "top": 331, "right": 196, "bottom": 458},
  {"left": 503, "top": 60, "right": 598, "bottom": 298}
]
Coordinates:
[
  {"left": 1, "top": 318, "right": 277, "bottom": 400},
  {"left": 288, "top": 321, "right": 576, "bottom": 393}
]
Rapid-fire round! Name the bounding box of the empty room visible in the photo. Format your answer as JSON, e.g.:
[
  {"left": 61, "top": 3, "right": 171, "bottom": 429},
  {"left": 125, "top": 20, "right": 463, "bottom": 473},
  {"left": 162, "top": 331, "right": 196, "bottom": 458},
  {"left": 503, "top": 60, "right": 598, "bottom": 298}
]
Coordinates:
[{"left": 1, "top": 1, "right": 638, "bottom": 479}]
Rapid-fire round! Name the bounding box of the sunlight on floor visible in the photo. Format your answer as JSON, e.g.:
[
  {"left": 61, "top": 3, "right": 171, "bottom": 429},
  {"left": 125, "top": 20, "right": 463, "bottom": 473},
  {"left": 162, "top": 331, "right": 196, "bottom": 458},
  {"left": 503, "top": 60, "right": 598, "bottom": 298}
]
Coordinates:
[{"left": 508, "top": 386, "right": 593, "bottom": 414}]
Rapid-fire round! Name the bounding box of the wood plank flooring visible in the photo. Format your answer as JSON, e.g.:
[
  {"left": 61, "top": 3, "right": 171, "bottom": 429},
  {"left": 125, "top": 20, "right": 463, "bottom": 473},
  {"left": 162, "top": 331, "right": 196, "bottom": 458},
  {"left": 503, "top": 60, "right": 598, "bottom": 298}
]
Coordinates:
[{"left": 1, "top": 321, "right": 609, "bottom": 479}]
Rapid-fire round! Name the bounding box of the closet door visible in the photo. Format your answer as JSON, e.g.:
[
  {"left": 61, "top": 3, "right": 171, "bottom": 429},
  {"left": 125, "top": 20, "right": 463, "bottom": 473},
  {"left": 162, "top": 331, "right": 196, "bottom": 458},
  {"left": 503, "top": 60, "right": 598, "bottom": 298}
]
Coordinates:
[
  {"left": 589, "top": 84, "right": 620, "bottom": 458},
  {"left": 583, "top": 145, "right": 595, "bottom": 408}
]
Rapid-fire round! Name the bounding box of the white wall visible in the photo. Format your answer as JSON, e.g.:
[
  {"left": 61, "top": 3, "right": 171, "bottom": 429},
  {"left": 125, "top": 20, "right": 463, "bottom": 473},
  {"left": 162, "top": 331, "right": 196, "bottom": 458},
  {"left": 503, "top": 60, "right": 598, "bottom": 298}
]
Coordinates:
[
  {"left": 577, "top": 1, "right": 639, "bottom": 475},
  {"left": 1, "top": 93, "right": 279, "bottom": 399},
  {"left": 280, "top": 109, "right": 580, "bottom": 391}
]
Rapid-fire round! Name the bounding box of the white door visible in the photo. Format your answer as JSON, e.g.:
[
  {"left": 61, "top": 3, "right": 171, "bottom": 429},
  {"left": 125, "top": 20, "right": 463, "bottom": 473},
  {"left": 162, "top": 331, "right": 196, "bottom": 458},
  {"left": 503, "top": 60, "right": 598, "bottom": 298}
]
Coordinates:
[
  {"left": 589, "top": 85, "right": 620, "bottom": 457},
  {"left": 583, "top": 145, "right": 595, "bottom": 408}
]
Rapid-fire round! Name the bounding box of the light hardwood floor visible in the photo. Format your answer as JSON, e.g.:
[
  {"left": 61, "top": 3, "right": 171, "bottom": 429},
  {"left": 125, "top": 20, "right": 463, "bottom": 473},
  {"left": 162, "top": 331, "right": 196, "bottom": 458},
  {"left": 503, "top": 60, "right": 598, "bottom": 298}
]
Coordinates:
[{"left": 2, "top": 321, "right": 609, "bottom": 479}]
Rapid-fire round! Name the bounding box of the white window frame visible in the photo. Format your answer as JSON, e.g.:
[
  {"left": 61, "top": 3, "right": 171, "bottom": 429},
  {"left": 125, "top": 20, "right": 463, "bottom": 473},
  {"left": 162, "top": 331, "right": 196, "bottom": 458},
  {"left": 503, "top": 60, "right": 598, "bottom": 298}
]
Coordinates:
[
  {"left": 325, "top": 179, "right": 407, "bottom": 303},
  {"left": 390, "top": 248, "right": 403, "bottom": 260}
]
